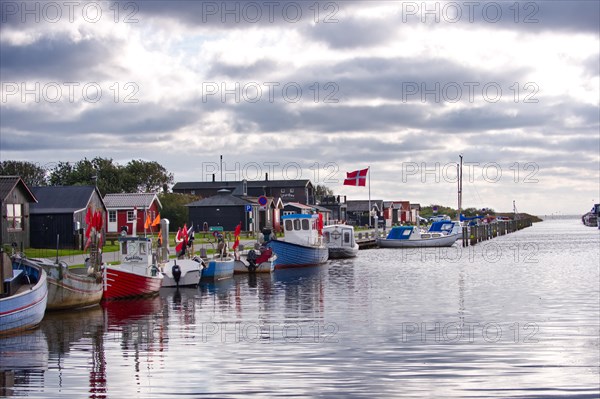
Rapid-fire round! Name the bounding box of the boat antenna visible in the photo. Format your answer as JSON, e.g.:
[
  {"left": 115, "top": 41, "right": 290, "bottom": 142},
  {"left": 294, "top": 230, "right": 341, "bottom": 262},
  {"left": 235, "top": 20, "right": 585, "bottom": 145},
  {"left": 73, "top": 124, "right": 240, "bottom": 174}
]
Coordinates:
[{"left": 458, "top": 154, "right": 463, "bottom": 217}]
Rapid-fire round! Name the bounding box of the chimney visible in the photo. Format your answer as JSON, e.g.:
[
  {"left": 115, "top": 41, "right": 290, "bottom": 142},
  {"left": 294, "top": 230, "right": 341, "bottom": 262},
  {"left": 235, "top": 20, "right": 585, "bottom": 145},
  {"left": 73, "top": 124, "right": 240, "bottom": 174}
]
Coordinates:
[
  {"left": 212, "top": 174, "right": 215, "bottom": 182},
  {"left": 265, "top": 172, "right": 268, "bottom": 181}
]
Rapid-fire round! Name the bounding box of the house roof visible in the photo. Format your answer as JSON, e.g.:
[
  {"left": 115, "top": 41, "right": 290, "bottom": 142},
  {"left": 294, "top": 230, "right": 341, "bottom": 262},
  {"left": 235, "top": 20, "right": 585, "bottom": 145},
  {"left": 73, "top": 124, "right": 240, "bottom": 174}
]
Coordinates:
[
  {"left": 346, "top": 200, "right": 383, "bottom": 212},
  {"left": 30, "top": 185, "right": 103, "bottom": 214},
  {"left": 0, "top": 176, "right": 37, "bottom": 203},
  {"left": 104, "top": 193, "right": 162, "bottom": 209},
  {"left": 311, "top": 204, "right": 332, "bottom": 213},
  {"left": 284, "top": 202, "right": 314, "bottom": 210},
  {"left": 173, "top": 179, "right": 313, "bottom": 191},
  {"left": 186, "top": 190, "right": 253, "bottom": 207}
]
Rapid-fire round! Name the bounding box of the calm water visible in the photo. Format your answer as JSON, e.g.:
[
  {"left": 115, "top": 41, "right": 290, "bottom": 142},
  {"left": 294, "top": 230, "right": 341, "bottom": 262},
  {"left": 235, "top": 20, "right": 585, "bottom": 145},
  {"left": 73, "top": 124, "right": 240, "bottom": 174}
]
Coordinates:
[{"left": 1, "top": 219, "right": 598, "bottom": 398}]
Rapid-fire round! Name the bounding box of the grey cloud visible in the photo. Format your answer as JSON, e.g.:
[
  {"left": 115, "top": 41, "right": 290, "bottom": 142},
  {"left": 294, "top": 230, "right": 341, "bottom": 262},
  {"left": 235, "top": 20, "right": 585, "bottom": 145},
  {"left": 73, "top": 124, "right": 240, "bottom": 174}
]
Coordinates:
[{"left": 0, "top": 36, "right": 118, "bottom": 81}]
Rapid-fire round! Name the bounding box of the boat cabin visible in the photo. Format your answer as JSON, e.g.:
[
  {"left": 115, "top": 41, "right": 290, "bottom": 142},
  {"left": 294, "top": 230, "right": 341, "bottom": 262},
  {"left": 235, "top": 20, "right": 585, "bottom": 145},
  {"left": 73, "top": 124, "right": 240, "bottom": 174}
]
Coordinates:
[
  {"left": 428, "top": 221, "right": 460, "bottom": 235},
  {"left": 386, "top": 226, "right": 416, "bottom": 240},
  {"left": 281, "top": 214, "right": 322, "bottom": 247},
  {"left": 118, "top": 236, "right": 155, "bottom": 269},
  {"left": 323, "top": 225, "right": 356, "bottom": 249}
]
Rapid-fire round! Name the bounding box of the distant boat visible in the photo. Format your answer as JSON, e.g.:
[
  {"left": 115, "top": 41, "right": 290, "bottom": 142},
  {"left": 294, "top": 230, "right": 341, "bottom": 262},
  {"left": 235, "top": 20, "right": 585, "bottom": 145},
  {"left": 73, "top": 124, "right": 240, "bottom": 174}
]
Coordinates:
[
  {"left": 12, "top": 255, "right": 103, "bottom": 311},
  {"left": 0, "top": 253, "right": 48, "bottom": 336},
  {"left": 160, "top": 258, "right": 204, "bottom": 287},
  {"left": 582, "top": 204, "right": 600, "bottom": 228},
  {"left": 103, "top": 236, "right": 163, "bottom": 300},
  {"left": 377, "top": 225, "right": 460, "bottom": 248},
  {"left": 267, "top": 214, "right": 329, "bottom": 269},
  {"left": 234, "top": 246, "right": 276, "bottom": 274},
  {"left": 323, "top": 224, "right": 359, "bottom": 258}
]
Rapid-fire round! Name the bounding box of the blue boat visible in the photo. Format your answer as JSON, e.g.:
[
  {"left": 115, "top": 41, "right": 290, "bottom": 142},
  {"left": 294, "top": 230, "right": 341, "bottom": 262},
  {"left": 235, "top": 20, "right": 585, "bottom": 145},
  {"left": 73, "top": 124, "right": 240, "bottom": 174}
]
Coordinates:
[
  {"left": 268, "top": 214, "right": 329, "bottom": 269},
  {"left": 0, "top": 253, "right": 48, "bottom": 336},
  {"left": 201, "top": 257, "right": 235, "bottom": 281}
]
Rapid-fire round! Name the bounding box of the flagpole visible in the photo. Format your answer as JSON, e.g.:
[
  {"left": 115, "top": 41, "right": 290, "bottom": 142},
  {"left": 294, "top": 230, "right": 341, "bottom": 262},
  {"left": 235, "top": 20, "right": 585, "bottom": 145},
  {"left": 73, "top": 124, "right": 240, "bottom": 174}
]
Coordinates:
[{"left": 368, "top": 166, "right": 371, "bottom": 228}]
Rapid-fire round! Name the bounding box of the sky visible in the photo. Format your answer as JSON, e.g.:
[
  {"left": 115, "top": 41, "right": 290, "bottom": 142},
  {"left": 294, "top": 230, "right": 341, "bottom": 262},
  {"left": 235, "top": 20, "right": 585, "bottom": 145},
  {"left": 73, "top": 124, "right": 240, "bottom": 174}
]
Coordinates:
[{"left": 1, "top": 0, "right": 598, "bottom": 216}]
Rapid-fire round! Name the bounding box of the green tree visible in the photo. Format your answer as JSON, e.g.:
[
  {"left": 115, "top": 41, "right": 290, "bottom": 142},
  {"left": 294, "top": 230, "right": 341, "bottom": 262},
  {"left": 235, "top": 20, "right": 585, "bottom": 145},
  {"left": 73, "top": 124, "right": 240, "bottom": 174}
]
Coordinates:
[
  {"left": 48, "top": 157, "right": 124, "bottom": 195},
  {"left": 159, "top": 193, "right": 199, "bottom": 231},
  {"left": 0, "top": 160, "right": 48, "bottom": 186},
  {"left": 314, "top": 184, "right": 334, "bottom": 203},
  {"left": 124, "top": 160, "right": 174, "bottom": 193}
]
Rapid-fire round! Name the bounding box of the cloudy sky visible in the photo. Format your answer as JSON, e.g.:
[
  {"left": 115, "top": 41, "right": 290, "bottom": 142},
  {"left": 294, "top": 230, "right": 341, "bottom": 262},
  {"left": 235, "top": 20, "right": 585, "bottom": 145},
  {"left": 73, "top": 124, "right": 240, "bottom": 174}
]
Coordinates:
[{"left": 1, "top": 0, "right": 598, "bottom": 215}]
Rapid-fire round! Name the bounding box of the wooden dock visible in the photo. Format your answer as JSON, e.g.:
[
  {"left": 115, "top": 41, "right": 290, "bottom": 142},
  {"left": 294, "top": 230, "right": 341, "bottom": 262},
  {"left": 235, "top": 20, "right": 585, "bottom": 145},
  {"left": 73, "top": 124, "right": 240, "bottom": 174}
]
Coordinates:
[
  {"left": 461, "top": 219, "right": 533, "bottom": 247},
  {"left": 354, "top": 219, "right": 534, "bottom": 250},
  {"left": 355, "top": 231, "right": 384, "bottom": 249}
]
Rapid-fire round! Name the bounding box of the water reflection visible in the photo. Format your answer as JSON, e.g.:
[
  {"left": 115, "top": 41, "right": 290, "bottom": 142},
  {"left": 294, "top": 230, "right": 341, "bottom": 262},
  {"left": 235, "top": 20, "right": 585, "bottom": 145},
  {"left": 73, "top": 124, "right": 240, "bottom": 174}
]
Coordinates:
[{"left": 0, "top": 328, "right": 48, "bottom": 396}]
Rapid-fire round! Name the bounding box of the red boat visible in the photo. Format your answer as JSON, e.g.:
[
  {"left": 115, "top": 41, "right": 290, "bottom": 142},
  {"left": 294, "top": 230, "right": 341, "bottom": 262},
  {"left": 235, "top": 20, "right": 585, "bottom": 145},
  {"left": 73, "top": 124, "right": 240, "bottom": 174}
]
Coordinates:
[{"left": 103, "top": 236, "right": 163, "bottom": 300}]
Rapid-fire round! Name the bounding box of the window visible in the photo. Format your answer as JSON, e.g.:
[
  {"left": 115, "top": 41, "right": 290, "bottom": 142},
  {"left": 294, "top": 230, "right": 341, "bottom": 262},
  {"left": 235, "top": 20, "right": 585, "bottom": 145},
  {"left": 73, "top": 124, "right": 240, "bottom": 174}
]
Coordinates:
[
  {"left": 301, "top": 219, "right": 309, "bottom": 230},
  {"left": 285, "top": 220, "right": 293, "bottom": 231},
  {"left": 281, "top": 188, "right": 286, "bottom": 193},
  {"left": 293, "top": 219, "right": 301, "bottom": 230},
  {"left": 6, "top": 204, "right": 22, "bottom": 230},
  {"left": 323, "top": 232, "right": 330, "bottom": 243},
  {"left": 109, "top": 211, "right": 117, "bottom": 223},
  {"left": 344, "top": 231, "right": 351, "bottom": 243},
  {"left": 127, "top": 210, "right": 136, "bottom": 222},
  {"left": 290, "top": 188, "right": 294, "bottom": 193}
]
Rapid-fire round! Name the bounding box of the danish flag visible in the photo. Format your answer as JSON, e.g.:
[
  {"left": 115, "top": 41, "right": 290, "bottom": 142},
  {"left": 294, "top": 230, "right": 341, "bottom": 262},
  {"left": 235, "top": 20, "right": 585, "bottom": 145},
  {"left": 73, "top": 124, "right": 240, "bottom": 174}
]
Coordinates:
[{"left": 343, "top": 168, "right": 368, "bottom": 186}]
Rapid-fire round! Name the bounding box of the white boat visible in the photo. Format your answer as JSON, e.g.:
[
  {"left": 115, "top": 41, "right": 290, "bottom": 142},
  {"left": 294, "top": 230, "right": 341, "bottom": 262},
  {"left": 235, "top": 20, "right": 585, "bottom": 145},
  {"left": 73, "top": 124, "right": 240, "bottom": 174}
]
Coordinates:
[
  {"left": 160, "top": 257, "right": 204, "bottom": 287},
  {"left": 377, "top": 225, "right": 460, "bottom": 248},
  {"left": 234, "top": 246, "right": 276, "bottom": 273},
  {"left": 323, "top": 225, "right": 359, "bottom": 258}
]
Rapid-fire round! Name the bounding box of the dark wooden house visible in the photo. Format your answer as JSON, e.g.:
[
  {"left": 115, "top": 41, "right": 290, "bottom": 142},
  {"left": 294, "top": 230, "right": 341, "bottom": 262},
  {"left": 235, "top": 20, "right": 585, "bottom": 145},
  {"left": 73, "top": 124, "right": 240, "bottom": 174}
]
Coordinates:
[
  {"left": 186, "top": 189, "right": 254, "bottom": 232},
  {"left": 0, "top": 176, "right": 38, "bottom": 249},
  {"left": 173, "top": 177, "right": 315, "bottom": 205},
  {"left": 318, "top": 195, "right": 347, "bottom": 223},
  {"left": 346, "top": 200, "right": 384, "bottom": 227},
  {"left": 30, "top": 186, "right": 107, "bottom": 249}
]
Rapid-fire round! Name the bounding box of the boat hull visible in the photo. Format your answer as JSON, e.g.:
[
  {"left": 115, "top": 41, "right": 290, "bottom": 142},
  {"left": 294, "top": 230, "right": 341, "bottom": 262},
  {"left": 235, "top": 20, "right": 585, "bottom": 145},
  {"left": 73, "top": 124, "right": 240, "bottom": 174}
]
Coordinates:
[
  {"left": 0, "top": 261, "right": 48, "bottom": 336},
  {"left": 201, "top": 258, "right": 235, "bottom": 281},
  {"left": 267, "top": 240, "right": 329, "bottom": 269},
  {"left": 22, "top": 258, "right": 103, "bottom": 310},
  {"left": 233, "top": 259, "right": 275, "bottom": 274},
  {"left": 327, "top": 244, "right": 359, "bottom": 259},
  {"left": 377, "top": 233, "right": 460, "bottom": 248},
  {"left": 46, "top": 269, "right": 104, "bottom": 310},
  {"left": 161, "top": 259, "right": 203, "bottom": 287},
  {"left": 103, "top": 265, "right": 163, "bottom": 300}
]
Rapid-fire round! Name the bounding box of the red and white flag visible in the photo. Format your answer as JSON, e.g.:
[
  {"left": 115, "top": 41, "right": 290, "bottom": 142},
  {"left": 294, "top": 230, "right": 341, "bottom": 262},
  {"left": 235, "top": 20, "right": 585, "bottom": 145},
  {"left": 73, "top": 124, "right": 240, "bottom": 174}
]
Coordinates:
[{"left": 343, "top": 168, "right": 368, "bottom": 186}]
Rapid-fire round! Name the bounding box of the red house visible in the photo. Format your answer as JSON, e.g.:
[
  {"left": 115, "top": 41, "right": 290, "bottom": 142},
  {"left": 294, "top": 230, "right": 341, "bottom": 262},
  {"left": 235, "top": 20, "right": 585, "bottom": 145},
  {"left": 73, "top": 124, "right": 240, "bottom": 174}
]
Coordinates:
[{"left": 103, "top": 193, "right": 162, "bottom": 235}]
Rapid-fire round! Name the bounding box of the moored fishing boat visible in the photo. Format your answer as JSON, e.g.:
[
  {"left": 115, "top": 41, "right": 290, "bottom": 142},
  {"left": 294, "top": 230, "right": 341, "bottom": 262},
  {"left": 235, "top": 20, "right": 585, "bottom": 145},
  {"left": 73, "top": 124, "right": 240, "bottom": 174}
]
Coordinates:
[
  {"left": 13, "top": 255, "right": 103, "bottom": 311},
  {"left": 0, "top": 252, "right": 48, "bottom": 336},
  {"left": 160, "top": 257, "right": 204, "bottom": 287},
  {"left": 323, "top": 224, "right": 359, "bottom": 259},
  {"left": 103, "top": 236, "right": 163, "bottom": 300},
  {"left": 267, "top": 214, "right": 329, "bottom": 269},
  {"left": 234, "top": 246, "right": 276, "bottom": 273},
  {"left": 377, "top": 225, "right": 460, "bottom": 248}
]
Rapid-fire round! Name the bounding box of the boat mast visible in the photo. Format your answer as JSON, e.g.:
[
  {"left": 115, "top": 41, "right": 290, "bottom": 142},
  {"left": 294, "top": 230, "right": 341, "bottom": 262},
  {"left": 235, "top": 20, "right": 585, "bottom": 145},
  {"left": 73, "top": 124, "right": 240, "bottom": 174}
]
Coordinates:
[{"left": 457, "top": 155, "right": 463, "bottom": 217}]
